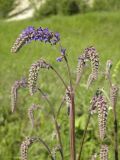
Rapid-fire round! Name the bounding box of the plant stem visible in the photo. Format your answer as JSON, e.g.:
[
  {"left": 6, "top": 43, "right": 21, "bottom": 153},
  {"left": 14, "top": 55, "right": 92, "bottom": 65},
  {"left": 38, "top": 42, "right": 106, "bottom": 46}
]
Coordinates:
[
  {"left": 64, "top": 56, "right": 76, "bottom": 160},
  {"left": 70, "top": 87, "right": 76, "bottom": 160},
  {"left": 38, "top": 88, "right": 64, "bottom": 160},
  {"left": 35, "top": 137, "right": 55, "bottom": 160},
  {"left": 113, "top": 107, "right": 118, "bottom": 160},
  {"left": 57, "top": 96, "right": 65, "bottom": 117},
  {"left": 77, "top": 113, "right": 91, "bottom": 160},
  {"left": 51, "top": 66, "right": 68, "bottom": 90}
]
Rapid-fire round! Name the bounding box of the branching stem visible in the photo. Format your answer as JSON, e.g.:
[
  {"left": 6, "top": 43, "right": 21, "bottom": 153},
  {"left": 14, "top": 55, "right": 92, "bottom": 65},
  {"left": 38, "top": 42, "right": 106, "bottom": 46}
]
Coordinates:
[
  {"left": 38, "top": 88, "right": 64, "bottom": 160},
  {"left": 64, "top": 55, "right": 76, "bottom": 160},
  {"left": 77, "top": 113, "right": 91, "bottom": 160}
]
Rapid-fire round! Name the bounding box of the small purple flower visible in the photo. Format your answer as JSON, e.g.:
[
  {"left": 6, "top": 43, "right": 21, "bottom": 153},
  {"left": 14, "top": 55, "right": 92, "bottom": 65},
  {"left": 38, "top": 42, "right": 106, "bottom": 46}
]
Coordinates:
[
  {"left": 56, "top": 57, "right": 63, "bottom": 62},
  {"left": 60, "top": 48, "right": 66, "bottom": 56}
]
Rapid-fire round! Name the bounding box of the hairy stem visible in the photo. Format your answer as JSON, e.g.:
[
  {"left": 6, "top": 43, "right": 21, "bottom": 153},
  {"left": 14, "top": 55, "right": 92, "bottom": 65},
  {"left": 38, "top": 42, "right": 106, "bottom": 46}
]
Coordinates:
[
  {"left": 51, "top": 66, "right": 68, "bottom": 90},
  {"left": 113, "top": 103, "right": 119, "bottom": 160},
  {"left": 77, "top": 113, "right": 91, "bottom": 160},
  {"left": 36, "top": 137, "right": 54, "bottom": 160},
  {"left": 38, "top": 88, "right": 64, "bottom": 160},
  {"left": 64, "top": 56, "right": 76, "bottom": 160},
  {"left": 57, "top": 96, "right": 65, "bottom": 117}
]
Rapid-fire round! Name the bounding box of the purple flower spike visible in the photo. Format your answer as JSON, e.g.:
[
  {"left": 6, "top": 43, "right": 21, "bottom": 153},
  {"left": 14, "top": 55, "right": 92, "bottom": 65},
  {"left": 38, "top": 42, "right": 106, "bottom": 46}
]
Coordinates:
[
  {"left": 56, "top": 57, "right": 63, "bottom": 62},
  {"left": 11, "top": 26, "right": 60, "bottom": 53}
]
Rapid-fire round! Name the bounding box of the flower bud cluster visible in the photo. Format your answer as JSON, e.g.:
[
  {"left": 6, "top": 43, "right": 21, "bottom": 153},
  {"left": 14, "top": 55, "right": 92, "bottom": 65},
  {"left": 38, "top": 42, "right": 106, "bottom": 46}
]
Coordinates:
[
  {"left": 20, "top": 137, "right": 35, "bottom": 160},
  {"left": 11, "top": 78, "right": 27, "bottom": 112},
  {"left": 28, "top": 59, "right": 51, "bottom": 95},
  {"left": 100, "top": 145, "right": 108, "bottom": 160}
]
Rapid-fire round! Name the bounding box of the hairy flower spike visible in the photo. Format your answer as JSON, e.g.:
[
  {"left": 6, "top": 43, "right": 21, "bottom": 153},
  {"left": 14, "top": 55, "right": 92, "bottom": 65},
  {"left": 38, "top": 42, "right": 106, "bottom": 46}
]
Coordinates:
[
  {"left": 100, "top": 145, "right": 108, "bottom": 160},
  {"left": 84, "top": 46, "right": 99, "bottom": 88},
  {"left": 28, "top": 59, "right": 51, "bottom": 96},
  {"left": 11, "top": 26, "right": 60, "bottom": 53},
  {"left": 110, "top": 84, "right": 119, "bottom": 108},
  {"left": 89, "top": 89, "right": 102, "bottom": 114},
  {"left": 11, "top": 78, "right": 27, "bottom": 112},
  {"left": 28, "top": 104, "right": 40, "bottom": 128},
  {"left": 65, "top": 87, "right": 71, "bottom": 115},
  {"left": 76, "top": 53, "right": 86, "bottom": 85},
  {"left": 20, "top": 137, "right": 35, "bottom": 160},
  {"left": 97, "top": 91, "right": 108, "bottom": 140}
]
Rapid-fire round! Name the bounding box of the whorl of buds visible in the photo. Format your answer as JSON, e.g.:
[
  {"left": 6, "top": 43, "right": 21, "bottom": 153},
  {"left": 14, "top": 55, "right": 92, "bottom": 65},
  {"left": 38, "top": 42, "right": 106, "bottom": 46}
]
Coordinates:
[
  {"left": 28, "top": 104, "right": 41, "bottom": 128},
  {"left": 105, "top": 60, "right": 112, "bottom": 79},
  {"left": 28, "top": 59, "right": 51, "bottom": 96},
  {"left": 11, "top": 78, "right": 27, "bottom": 112},
  {"left": 89, "top": 89, "right": 108, "bottom": 140},
  {"left": 20, "top": 137, "right": 35, "bottom": 160},
  {"left": 89, "top": 89, "right": 101, "bottom": 115},
  {"left": 97, "top": 92, "right": 108, "bottom": 140},
  {"left": 100, "top": 145, "right": 108, "bottom": 160},
  {"left": 65, "top": 87, "right": 71, "bottom": 115},
  {"left": 110, "top": 84, "right": 119, "bottom": 108},
  {"left": 76, "top": 53, "right": 86, "bottom": 85},
  {"left": 11, "top": 26, "right": 60, "bottom": 53},
  {"left": 84, "top": 46, "right": 99, "bottom": 88}
]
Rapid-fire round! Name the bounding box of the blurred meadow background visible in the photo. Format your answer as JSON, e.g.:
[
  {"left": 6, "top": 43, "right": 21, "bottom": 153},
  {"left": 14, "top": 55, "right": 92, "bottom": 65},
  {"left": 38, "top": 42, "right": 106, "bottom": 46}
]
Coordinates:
[{"left": 0, "top": 0, "right": 120, "bottom": 159}]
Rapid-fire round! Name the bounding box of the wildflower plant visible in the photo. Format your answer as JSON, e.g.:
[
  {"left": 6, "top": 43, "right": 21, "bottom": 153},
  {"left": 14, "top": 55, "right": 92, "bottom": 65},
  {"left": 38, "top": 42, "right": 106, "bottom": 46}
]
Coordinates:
[{"left": 11, "top": 26, "right": 119, "bottom": 160}]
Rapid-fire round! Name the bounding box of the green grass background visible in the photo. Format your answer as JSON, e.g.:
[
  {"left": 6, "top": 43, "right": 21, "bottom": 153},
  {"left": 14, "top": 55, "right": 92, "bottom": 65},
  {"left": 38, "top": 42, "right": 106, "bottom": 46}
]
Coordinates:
[{"left": 0, "top": 11, "right": 120, "bottom": 159}]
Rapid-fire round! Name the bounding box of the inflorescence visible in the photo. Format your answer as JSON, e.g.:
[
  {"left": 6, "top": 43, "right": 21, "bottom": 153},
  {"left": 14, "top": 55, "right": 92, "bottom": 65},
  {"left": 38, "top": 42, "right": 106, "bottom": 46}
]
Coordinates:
[
  {"left": 11, "top": 78, "right": 27, "bottom": 112},
  {"left": 11, "top": 26, "right": 60, "bottom": 53},
  {"left": 28, "top": 59, "right": 51, "bottom": 96},
  {"left": 76, "top": 46, "right": 99, "bottom": 87}
]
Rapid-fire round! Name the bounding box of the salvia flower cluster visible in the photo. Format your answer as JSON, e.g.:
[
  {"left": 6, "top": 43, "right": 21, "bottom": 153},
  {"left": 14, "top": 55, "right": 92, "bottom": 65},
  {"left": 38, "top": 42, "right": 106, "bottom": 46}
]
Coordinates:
[
  {"left": 100, "top": 145, "right": 108, "bottom": 160},
  {"left": 76, "top": 46, "right": 99, "bottom": 87},
  {"left": 10, "top": 26, "right": 120, "bottom": 160},
  {"left": 90, "top": 89, "right": 108, "bottom": 140},
  {"left": 28, "top": 59, "right": 51, "bottom": 96},
  {"left": 11, "top": 26, "right": 60, "bottom": 53},
  {"left": 20, "top": 137, "right": 35, "bottom": 160}
]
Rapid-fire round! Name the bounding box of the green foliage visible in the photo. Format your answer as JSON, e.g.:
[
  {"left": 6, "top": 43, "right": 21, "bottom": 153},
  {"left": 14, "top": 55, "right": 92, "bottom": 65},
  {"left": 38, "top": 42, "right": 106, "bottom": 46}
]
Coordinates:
[
  {"left": 34, "top": 0, "right": 58, "bottom": 19},
  {"left": 59, "top": 0, "right": 79, "bottom": 15},
  {"left": 93, "top": 0, "right": 120, "bottom": 11},
  {"left": 0, "top": 0, "right": 15, "bottom": 18},
  {"left": 34, "top": 0, "right": 80, "bottom": 19},
  {"left": 0, "top": 11, "right": 120, "bottom": 159}
]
